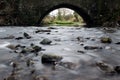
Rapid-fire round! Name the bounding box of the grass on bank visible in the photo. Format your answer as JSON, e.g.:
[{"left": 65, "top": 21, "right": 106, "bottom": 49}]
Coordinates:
[{"left": 42, "top": 21, "right": 86, "bottom": 27}]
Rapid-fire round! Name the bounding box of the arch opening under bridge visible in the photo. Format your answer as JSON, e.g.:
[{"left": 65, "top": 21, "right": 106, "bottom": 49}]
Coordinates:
[{"left": 38, "top": 3, "right": 94, "bottom": 27}]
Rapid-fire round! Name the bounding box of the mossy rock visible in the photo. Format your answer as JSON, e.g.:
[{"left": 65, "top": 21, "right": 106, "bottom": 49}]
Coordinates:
[{"left": 101, "top": 37, "right": 112, "bottom": 43}]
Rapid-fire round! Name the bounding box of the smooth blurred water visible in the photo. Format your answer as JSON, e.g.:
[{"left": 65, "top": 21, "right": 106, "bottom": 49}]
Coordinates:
[{"left": 0, "top": 26, "right": 120, "bottom": 80}]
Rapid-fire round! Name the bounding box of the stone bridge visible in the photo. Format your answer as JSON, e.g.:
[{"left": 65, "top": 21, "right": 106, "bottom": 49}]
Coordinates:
[{"left": 0, "top": 0, "right": 120, "bottom": 27}]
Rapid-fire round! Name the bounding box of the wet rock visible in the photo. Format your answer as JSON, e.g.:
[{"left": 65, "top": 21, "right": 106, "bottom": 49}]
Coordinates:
[
  {"left": 35, "top": 29, "right": 51, "bottom": 33},
  {"left": 10, "top": 62, "right": 18, "bottom": 69},
  {"left": 40, "top": 38, "right": 52, "bottom": 45},
  {"left": 46, "top": 32, "right": 50, "bottom": 35},
  {"left": 55, "top": 31, "right": 58, "bottom": 32},
  {"left": 101, "top": 37, "right": 112, "bottom": 43},
  {"left": 96, "top": 62, "right": 114, "bottom": 73},
  {"left": 15, "top": 44, "right": 26, "bottom": 49},
  {"left": 115, "top": 42, "right": 120, "bottom": 45},
  {"left": 102, "top": 27, "right": 117, "bottom": 33},
  {"left": 23, "top": 32, "right": 31, "bottom": 39},
  {"left": 91, "top": 38, "right": 95, "bottom": 41},
  {"left": 26, "top": 59, "right": 31, "bottom": 67},
  {"left": 20, "top": 47, "right": 33, "bottom": 54},
  {"left": 48, "top": 27, "right": 56, "bottom": 29},
  {"left": 30, "top": 69, "right": 35, "bottom": 74},
  {"left": 85, "top": 37, "right": 90, "bottom": 40},
  {"left": 114, "top": 66, "right": 120, "bottom": 74},
  {"left": 32, "top": 46, "right": 42, "bottom": 52},
  {"left": 26, "top": 59, "right": 34, "bottom": 67},
  {"left": 30, "top": 43, "right": 34, "bottom": 47},
  {"left": 15, "top": 37, "right": 24, "bottom": 40},
  {"left": 20, "top": 49, "right": 27, "bottom": 54},
  {"left": 4, "top": 75, "right": 16, "bottom": 80},
  {"left": 41, "top": 54, "right": 62, "bottom": 64},
  {"left": 80, "top": 43, "right": 84, "bottom": 46},
  {"left": 76, "top": 37, "right": 84, "bottom": 42},
  {"left": 84, "top": 46, "right": 102, "bottom": 50},
  {"left": 7, "top": 45, "right": 16, "bottom": 50},
  {"left": 34, "top": 76, "right": 48, "bottom": 80},
  {"left": 59, "top": 62, "right": 77, "bottom": 70},
  {"left": 77, "top": 50, "right": 85, "bottom": 54}
]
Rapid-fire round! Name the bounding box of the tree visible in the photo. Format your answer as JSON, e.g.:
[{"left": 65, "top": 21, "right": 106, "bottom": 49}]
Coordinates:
[
  {"left": 57, "top": 9, "right": 63, "bottom": 21},
  {"left": 73, "top": 12, "right": 79, "bottom": 22}
]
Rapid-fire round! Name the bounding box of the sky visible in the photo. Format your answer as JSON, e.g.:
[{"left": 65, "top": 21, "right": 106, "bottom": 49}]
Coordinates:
[{"left": 49, "top": 8, "right": 74, "bottom": 16}]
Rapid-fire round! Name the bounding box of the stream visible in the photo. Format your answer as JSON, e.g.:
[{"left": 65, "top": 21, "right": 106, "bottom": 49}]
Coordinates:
[{"left": 0, "top": 26, "right": 120, "bottom": 80}]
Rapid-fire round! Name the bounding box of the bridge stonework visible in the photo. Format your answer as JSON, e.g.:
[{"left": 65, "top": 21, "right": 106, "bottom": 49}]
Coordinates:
[{"left": 0, "top": 0, "right": 120, "bottom": 27}]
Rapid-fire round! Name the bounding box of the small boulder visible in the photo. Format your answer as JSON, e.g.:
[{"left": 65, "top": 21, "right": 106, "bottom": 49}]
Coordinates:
[
  {"left": 7, "top": 45, "right": 16, "bottom": 50},
  {"left": 41, "top": 54, "right": 63, "bottom": 64},
  {"left": 114, "top": 66, "right": 120, "bottom": 74},
  {"left": 115, "top": 42, "right": 120, "bottom": 45},
  {"left": 32, "top": 46, "right": 42, "bottom": 52},
  {"left": 84, "top": 46, "right": 102, "bottom": 50},
  {"left": 23, "top": 32, "right": 31, "bottom": 39},
  {"left": 96, "top": 62, "right": 114, "bottom": 73},
  {"left": 101, "top": 37, "right": 112, "bottom": 43},
  {"left": 40, "top": 38, "right": 52, "bottom": 45}
]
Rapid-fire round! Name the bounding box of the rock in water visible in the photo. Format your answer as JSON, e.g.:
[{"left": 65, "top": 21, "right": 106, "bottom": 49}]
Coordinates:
[
  {"left": 15, "top": 37, "right": 24, "bottom": 40},
  {"left": 41, "top": 54, "right": 62, "bottom": 64},
  {"left": 96, "top": 62, "right": 114, "bottom": 73},
  {"left": 35, "top": 29, "right": 51, "bottom": 33},
  {"left": 40, "top": 38, "right": 52, "bottom": 45},
  {"left": 32, "top": 46, "right": 42, "bottom": 52},
  {"left": 59, "top": 62, "right": 77, "bottom": 70},
  {"left": 84, "top": 46, "right": 102, "bottom": 50},
  {"left": 23, "top": 32, "right": 31, "bottom": 39},
  {"left": 5, "top": 75, "right": 16, "bottom": 80},
  {"left": 115, "top": 42, "right": 120, "bottom": 45},
  {"left": 7, "top": 45, "right": 16, "bottom": 50},
  {"left": 101, "top": 37, "right": 112, "bottom": 43},
  {"left": 114, "top": 66, "right": 120, "bottom": 74}
]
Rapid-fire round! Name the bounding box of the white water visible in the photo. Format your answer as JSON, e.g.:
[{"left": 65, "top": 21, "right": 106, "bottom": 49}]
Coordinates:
[{"left": 0, "top": 41, "right": 10, "bottom": 48}]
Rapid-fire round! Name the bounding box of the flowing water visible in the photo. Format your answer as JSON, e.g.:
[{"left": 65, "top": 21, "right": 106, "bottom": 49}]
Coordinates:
[{"left": 0, "top": 26, "right": 120, "bottom": 80}]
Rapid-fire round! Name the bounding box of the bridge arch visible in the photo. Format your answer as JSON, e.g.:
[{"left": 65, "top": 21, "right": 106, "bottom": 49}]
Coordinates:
[{"left": 38, "top": 3, "right": 94, "bottom": 27}]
